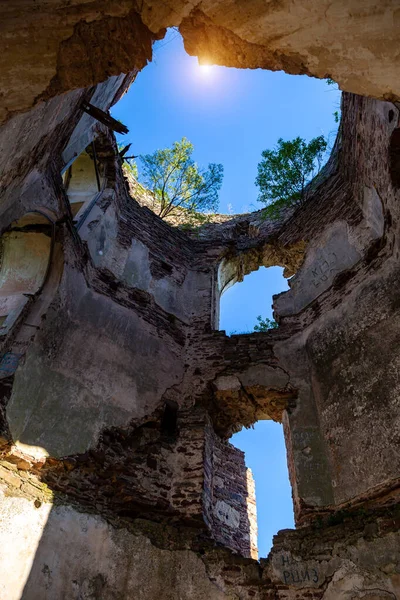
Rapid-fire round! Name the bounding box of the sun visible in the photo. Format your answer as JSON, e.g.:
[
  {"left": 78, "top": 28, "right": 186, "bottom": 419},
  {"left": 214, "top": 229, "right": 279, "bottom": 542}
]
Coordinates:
[{"left": 198, "top": 62, "right": 215, "bottom": 77}]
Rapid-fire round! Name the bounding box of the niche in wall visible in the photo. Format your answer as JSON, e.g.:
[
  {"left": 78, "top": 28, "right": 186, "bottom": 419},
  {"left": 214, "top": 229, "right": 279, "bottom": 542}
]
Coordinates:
[
  {"left": 62, "top": 146, "right": 105, "bottom": 221},
  {"left": 0, "top": 213, "right": 53, "bottom": 337}
]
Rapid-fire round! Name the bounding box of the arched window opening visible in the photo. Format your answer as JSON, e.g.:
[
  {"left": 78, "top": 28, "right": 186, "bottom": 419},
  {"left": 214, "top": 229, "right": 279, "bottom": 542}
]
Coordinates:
[
  {"left": 214, "top": 260, "right": 295, "bottom": 557},
  {"left": 0, "top": 212, "right": 53, "bottom": 337},
  {"left": 218, "top": 265, "right": 290, "bottom": 334},
  {"left": 231, "top": 420, "right": 294, "bottom": 558},
  {"left": 62, "top": 146, "right": 105, "bottom": 222}
]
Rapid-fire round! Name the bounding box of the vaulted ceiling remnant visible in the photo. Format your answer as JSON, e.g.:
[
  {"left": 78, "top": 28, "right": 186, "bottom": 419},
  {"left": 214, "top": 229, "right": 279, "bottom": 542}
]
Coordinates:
[
  {"left": 217, "top": 240, "right": 306, "bottom": 298},
  {"left": 1, "top": 0, "right": 400, "bottom": 125},
  {"left": 179, "top": 2, "right": 400, "bottom": 100},
  {"left": 211, "top": 367, "right": 296, "bottom": 437}
]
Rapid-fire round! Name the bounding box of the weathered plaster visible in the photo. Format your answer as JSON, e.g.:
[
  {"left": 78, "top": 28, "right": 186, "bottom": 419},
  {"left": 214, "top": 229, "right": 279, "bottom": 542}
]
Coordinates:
[
  {"left": 1, "top": 0, "right": 400, "bottom": 127},
  {"left": 0, "top": 493, "right": 228, "bottom": 600},
  {"left": 7, "top": 266, "right": 185, "bottom": 458}
]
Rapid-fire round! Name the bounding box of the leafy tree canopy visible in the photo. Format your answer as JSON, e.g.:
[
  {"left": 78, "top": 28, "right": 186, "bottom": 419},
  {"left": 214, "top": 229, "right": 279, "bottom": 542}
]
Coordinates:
[
  {"left": 139, "top": 137, "right": 223, "bottom": 219},
  {"left": 253, "top": 315, "right": 279, "bottom": 331},
  {"left": 255, "top": 135, "right": 327, "bottom": 218}
]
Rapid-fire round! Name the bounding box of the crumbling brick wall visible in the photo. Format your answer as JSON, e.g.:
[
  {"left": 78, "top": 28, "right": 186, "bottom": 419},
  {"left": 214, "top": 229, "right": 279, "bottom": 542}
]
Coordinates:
[{"left": 204, "top": 423, "right": 258, "bottom": 558}]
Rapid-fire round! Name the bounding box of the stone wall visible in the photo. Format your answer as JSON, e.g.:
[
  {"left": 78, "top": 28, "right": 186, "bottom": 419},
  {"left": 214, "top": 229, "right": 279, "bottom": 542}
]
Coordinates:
[
  {"left": 1, "top": 0, "right": 400, "bottom": 127},
  {"left": 0, "top": 471, "right": 399, "bottom": 600},
  {"left": 204, "top": 426, "right": 258, "bottom": 559},
  {"left": 0, "top": 15, "right": 399, "bottom": 598}
]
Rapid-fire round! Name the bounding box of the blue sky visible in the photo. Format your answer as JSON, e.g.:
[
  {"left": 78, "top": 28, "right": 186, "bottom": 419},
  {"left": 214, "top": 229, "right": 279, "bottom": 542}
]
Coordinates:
[
  {"left": 219, "top": 266, "right": 289, "bottom": 334},
  {"left": 112, "top": 29, "right": 340, "bottom": 215},
  {"left": 112, "top": 29, "right": 340, "bottom": 558},
  {"left": 221, "top": 267, "right": 293, "bottom": 557}
]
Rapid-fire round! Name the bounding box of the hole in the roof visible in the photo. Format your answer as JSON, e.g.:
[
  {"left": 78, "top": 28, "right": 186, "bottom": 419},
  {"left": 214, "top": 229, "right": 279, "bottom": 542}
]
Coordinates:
[{"left": 111, "top": 29, "right": 341, "bottom": 225}]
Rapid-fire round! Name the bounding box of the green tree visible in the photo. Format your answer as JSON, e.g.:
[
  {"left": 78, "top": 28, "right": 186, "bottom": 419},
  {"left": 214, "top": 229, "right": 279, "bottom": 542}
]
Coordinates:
[
  {"left": 255, "top": 135, "right": 327, "bottom": 218},
  {"left": 139, "top": 137, "right": 223, "bottom": 219},
  {"left": 254, "top": 315, "right": 278, "bottom": 331},
  {"left": 123, "top": 159, "right": 138, "bottom": 179}
]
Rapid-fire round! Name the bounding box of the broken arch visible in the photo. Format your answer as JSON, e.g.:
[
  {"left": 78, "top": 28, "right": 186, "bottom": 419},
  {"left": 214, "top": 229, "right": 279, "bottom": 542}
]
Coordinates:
[{"left": 216, "top": 242, "right": 305, "bottom": 332}]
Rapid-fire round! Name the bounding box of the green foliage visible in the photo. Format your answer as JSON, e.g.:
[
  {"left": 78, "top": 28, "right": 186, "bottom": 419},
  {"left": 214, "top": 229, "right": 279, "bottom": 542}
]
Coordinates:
[
  {"left": 117, "top": 142, "right": 139, "bottom": 178},
  {"left": 229, "top": 329, "right": 251, "bottom": 335},
  {"left": 124, "top": 159, "right": 138, "bottom": 179},
  {"left": 255, "top": 135, "right": 327, "bottom": 218},
  {"left": 326, "top": 79, "right": 341, "bottom": 125},
  {"left": 253, "top": 315, "right": 279, "bottom": 331},
  {"left": 139, "top": 137, "right": 223, "bottom": 219}
]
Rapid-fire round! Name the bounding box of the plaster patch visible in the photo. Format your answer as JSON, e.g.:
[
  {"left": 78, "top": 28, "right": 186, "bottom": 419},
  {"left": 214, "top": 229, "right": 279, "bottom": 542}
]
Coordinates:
[
  {"left": 214, "top": 500, "right": 240, "bottom": 529},
  {"left": 275, "top": 221, "right": 361, "bottom": 316}
]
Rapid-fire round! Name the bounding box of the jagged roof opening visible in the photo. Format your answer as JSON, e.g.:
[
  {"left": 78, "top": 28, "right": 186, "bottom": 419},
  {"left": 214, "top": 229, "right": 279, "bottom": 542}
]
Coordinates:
[{"left": 111, "top": 29, "right": 341, "bottom": 225}]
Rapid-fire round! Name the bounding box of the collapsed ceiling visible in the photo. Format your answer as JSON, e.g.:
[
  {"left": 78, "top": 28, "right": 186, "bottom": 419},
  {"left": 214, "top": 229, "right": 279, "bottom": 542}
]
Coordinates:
[{"left": 1, "top": 0, "right": 399, "bottom": 125}]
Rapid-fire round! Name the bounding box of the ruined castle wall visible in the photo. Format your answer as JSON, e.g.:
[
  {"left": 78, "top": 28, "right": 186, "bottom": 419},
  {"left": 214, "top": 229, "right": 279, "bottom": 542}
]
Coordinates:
[
  {"left": 1, "top": 122, "right": 220, "bottom": 460},
  {"left": 306, "top": 97, "right": 400, "bottom": 506},
  {"left": 0, "top": 51, "right": 399, "bottom": 600},
  {"left": 1, "top": 0, "right": 400, "bottom": 129},
  {"left": 179, "top": 94, "right": 400, "bottom": 521},
  {"left": 3, "top": 204, "right": 193, "bottom": 459},
  {"left": 2, "top": 91, "right": 398, "bottom": 522},
  {"left": 0, "top": 76, "right": 130, "bottom": 230},
  {"left": 0, "top": 476, "right": 399, "bottom": 600},
  {"left": 272, "top": 96, "right": 400, "bottom": 512},
  {"left": 6, "top": 261, "right": 186, "bottom": 458},
  {"left": 0, "top": 493, "right": 228, "bottom": 600},
  {"left": 204, "top": 424, "right": 258, "bottom": 559},
  {"left": 80, "top": 187, "right": 212, "bottom": 326}
]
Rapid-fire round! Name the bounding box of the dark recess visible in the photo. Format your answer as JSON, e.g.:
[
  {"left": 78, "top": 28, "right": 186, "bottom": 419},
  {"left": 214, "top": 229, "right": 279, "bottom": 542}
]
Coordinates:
[{"left": 389, "top": 128, "right": 400, "bottom": 188}]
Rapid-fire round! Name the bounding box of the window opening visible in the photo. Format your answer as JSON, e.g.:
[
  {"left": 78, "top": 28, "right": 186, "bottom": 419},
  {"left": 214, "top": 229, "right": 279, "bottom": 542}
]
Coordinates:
[
  {"left": 218, "top": 265, "right": 293, "bottom": 556},
  {"left": 0, "top": 212, "right": 53, "bottom": 336},
  {"left": 62, "top": 148, "right": 104, "bottom": 220},
  {"left": 219, "top": 266, "right": 289, "bottom": 335},
  {"left": 231, "top": 420, "right": 295, "bottom": 557},
  {"left": 160, "top": 399, "right": 178, "bottom": 439}
]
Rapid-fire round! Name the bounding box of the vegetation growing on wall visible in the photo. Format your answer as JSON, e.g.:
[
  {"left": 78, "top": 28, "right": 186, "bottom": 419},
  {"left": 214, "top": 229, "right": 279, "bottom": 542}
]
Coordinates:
[
  {"left": 139, "top": 137, "right": 224, "bottom": 219},
  {"left": 123, "top": 158, "right": 138, "bottom": 179},
  {"left": 253, "top": 315, "right": 278, "bottom": 331},
  {"left": 255, "top": 135, "right": 327, "bottom": 218}
]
